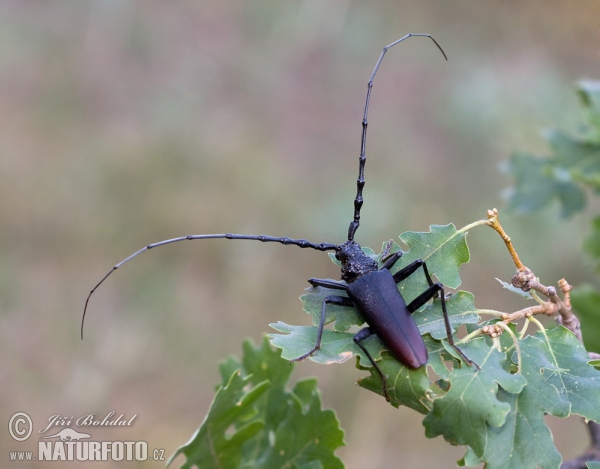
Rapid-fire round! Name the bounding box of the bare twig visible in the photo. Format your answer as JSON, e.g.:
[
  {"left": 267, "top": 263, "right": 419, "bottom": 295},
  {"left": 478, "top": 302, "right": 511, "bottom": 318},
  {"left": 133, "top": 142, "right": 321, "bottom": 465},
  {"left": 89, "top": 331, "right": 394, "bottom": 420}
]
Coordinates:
[
  {"left": 483, "top": 209, "right": 579, "bottom": 339},
  {"left": 485, "top": 208, "right": 527, "bottom": 272}
]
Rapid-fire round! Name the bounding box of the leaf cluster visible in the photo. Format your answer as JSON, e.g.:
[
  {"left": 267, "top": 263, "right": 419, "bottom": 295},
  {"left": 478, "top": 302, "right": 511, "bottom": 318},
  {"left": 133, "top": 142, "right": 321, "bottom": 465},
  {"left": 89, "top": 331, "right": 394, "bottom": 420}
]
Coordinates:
[
  {"left": 269, "top": 225, "right": 600, "bottom": 469},
  {"left": 503, "top": 81, "right": 600, "bottom": 218},
  {"left": 169, "top": 337, "right": 345, "bottom": 469}
]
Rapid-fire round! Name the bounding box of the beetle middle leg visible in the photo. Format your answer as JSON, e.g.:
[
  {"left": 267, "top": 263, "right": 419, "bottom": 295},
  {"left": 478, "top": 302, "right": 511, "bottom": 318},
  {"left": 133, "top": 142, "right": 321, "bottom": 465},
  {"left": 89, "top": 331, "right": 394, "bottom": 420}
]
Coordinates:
[
  {"left": 380, "top": 250, "right": 402, "bottom": 270},
  {"left": 393, "top": 259, "right": 478, "bottom": 368},
  {"left": 290, "top": 290, "right": 353, "bottom": 362}
]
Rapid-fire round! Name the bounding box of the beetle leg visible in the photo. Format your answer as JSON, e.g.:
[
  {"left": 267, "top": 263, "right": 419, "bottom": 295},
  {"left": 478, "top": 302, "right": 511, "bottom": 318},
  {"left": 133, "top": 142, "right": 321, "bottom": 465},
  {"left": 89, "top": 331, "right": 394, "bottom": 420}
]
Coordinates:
[
  {"left": 291, "top": 295, "right": 354, "bottom": 362},
  {"left": 392, "top": 258, "right": 433, "bottom": 286},
  {"left": 407, "top": 282, "right": 479, "bottom": 369},
  {"left": 308, "top": 278, "right": 348, "bottom": 290},
  {"left": 354, "top": 327, "right": 391, "bottom": 402},
  {"left": 406, "top": 282, "right": 443, "bottom": 313},
  {"left": 380, "top": 251, "right": 403, "bottom": 271}
]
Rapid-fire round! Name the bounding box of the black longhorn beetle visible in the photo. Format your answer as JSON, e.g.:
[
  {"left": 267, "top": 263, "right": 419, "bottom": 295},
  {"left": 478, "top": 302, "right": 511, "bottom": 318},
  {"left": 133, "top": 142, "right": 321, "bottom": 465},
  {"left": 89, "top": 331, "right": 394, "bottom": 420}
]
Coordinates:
[{"left": 82, "top": 34, "right": 477, "bottom": 401}]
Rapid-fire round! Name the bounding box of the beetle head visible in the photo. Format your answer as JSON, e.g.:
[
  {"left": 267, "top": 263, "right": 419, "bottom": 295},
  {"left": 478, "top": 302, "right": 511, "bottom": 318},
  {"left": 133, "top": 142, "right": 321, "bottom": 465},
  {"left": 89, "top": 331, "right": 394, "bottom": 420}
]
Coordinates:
[{"left": 336, "top": 241, "right": 378, "bottom": 283}]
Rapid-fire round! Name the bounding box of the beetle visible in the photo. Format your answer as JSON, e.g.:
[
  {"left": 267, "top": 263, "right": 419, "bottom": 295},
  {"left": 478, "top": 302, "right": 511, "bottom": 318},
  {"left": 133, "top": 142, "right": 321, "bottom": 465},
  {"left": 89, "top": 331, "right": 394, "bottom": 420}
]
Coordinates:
[{"left": 82, "top": 33, "right": 477, "bottom": 401}]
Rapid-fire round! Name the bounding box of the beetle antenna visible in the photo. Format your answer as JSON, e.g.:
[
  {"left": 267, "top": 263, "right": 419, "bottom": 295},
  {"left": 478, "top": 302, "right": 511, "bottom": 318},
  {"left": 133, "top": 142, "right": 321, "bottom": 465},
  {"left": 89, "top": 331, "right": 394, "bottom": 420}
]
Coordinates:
[
  {"left": 81, "top": 234, "right": 338, "bottom": 340},
  {"left": 347, "top": 33, "right": 447, "bottom": 241}
]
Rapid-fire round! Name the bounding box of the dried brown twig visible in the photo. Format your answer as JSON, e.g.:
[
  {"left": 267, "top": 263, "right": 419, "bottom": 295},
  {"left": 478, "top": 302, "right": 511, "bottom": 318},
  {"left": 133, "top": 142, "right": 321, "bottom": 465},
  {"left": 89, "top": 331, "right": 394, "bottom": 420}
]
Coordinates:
[{"left": 483, "top": 208, "right": 582, "bottom": 342}]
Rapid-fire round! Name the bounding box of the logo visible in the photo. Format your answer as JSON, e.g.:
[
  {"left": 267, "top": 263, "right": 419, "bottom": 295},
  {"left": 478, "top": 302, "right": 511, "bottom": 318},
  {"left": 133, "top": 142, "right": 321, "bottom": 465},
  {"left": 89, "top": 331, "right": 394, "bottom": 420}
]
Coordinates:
[{"left": 7, "top": 411, "right": 166, "bottom": 463}]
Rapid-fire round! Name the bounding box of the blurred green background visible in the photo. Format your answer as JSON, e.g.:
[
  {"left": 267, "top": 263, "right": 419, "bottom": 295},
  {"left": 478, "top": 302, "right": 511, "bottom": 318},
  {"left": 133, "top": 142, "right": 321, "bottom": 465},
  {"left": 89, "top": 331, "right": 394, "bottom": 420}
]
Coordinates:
[{"left": 2, "top": 1, "right": 599, "bottom": 467}]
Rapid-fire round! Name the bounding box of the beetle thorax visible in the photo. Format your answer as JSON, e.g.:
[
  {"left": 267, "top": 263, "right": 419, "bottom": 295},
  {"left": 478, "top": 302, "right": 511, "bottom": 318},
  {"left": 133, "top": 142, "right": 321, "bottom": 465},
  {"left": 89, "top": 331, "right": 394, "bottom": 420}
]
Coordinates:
[{"left": 336, "top": 241, "right": 378, "bottom": 283}]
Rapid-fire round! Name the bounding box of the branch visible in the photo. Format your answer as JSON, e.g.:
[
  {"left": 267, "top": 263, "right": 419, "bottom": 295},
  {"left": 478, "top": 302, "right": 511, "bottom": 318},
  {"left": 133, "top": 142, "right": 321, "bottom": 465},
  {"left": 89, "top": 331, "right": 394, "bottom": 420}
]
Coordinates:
[
  {"left": 482, "top": 208, "right": 598, "bottom": 468},
  {"left": 485, "top": 208, "right": 527, "bottom": 272}
]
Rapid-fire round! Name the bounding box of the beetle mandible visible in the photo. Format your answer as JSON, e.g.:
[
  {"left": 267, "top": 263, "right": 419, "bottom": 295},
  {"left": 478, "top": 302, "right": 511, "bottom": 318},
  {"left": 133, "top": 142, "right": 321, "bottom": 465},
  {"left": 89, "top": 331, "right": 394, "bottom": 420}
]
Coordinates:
[{"left": 82, "top": 33, "right": 477, "bottom": 401}]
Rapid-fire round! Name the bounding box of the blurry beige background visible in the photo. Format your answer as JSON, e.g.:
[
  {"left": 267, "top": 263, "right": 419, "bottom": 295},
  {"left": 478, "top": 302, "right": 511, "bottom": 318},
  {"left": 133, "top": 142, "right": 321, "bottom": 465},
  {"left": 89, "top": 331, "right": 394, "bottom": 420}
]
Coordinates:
[{"left": 2, "top": 1, "right": 599, "bottom": 467}]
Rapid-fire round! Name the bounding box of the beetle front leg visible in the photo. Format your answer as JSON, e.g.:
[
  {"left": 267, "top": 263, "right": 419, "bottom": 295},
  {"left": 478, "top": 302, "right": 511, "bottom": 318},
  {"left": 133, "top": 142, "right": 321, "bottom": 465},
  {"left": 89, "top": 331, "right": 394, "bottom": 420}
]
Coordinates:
[
  {"left": 380, "top": 251, "right": 403, "bottom": 271},
  {"left": 308, "top": 277, "right": 348, "bottom": 290},
  {"left": 290, "top": 295, "right": 354, "bottom": 362},
  {"left": 354, "top": 327, "right": 391, "bottom": 402}
]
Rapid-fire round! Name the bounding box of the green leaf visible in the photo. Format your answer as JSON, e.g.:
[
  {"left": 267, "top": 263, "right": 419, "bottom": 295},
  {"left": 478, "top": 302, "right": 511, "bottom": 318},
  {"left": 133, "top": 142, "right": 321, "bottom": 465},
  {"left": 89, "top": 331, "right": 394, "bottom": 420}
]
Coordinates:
[
  {"left": 467, "top": 388, "right": 562, "bottom": 469},
  {"left": 503, "top": 81, "right": 600, "bottom": 217},
  {"left": 268, "top": 321, "right": 384, "bottom": 366},
  {"left": 398, "top": 223, "right": 470, "bottom": 289},
  {"left": 463, "top": 327, "right": 600, "bottom": 469},
  {"left": 356, "top": 353, "right": 433, "bottom": 414},
  {"left": 587, "top": 462, "right": 600, "bottom": 469},
  {"left": 300, "top": 286, "right": 362, "bottom": 332},
  {"left": 168, "top": 370, "right": 269, "bottom": 469},
  {"left": 421, "top": 334, "right": 453, "bottom": 381},
  {"left": 413, "top": 291, "right": 480, "bottom": 340},
  {"left": 545, "top": 130, "right": 600, "bottom": 191},
  {"left": 503, "top": 151, "right": 586, "bottom": 218},
  {"left": 423, "top": 338, "right": 527, "bottom": 457},
  {"left": 259, "top": 378, "right": 345, "bottom": 469},
  {"left": 519, "top": 327, "right": 600, "bottom": 422},
  {"left": 170, "top": 337, "right": 345, "bottom": 469}
]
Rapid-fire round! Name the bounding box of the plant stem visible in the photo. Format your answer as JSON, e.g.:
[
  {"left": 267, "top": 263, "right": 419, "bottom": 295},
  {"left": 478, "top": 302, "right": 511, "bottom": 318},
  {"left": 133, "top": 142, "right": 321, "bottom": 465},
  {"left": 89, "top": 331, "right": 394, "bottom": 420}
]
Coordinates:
[{"left": 485, "top": 208, "right": 528, "bottom": 271}]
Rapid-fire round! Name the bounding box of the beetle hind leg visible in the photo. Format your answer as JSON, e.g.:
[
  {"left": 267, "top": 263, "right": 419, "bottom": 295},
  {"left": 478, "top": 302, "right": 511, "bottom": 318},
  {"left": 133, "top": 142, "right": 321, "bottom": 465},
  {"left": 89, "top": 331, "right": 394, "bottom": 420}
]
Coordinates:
[
  {"left": 394, "top": 260, "right": 479, "bottom": 370},
  {"left": 354, "top": 327, "right": 391, "bottom": 402},
  {"left": 407, "top": 281, "right": 479, "bottom": 370}
]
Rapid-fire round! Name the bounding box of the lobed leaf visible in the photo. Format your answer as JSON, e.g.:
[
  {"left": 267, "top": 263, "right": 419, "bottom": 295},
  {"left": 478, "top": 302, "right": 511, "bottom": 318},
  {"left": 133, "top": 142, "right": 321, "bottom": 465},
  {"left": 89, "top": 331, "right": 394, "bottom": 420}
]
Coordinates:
[
  {"left": 503, "top": 80, "right": 600, "bottom": 217},
  {"left": 503, "top": 151, "right": 586, "bottom": 218},
  {"left": 518, "top": 327, "right": 600, "bottom": 422},
  {"left": 461, "top": 327, "right": 600, "bottom": 469},
  {"left": 413, "top": 291, "right": 480, "bottom": 340},
  {"left": 170, "top": 337, "right": 345, "bottom": 469},
  {"left": 268, "top": 321, "right": 384, "bottom": 366},
  {"left": 300, "top": 286, "right": 362, "bottom": 332},
  {"left": 460, "top": 388, "right": 562, "bottom": 469},
  {"left": 356, "top": 353, "right": 433, "bottom": 414},
  {"left": 423, "top": 338, "right": 527, "bottom": 457},
  {"left": 168, "top": 370, "right": 269, "bottom": 469},
  {"left": 398, "top": 223, "right": 470, "bottom": 289}
]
